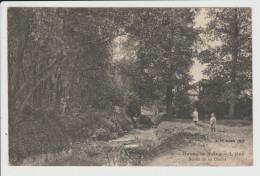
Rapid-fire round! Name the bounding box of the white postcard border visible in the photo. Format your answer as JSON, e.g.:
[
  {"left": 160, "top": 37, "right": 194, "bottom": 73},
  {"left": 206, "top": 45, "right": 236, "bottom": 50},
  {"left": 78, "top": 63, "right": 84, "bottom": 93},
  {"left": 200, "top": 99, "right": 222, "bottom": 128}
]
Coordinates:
[{"left": 1, "top": 1, "right": 260, "bottom": 176}]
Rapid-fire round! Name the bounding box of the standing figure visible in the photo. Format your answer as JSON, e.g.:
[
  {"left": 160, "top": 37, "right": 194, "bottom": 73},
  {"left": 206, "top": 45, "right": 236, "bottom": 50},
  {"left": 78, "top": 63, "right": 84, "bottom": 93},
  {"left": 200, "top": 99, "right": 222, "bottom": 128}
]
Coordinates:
[
  {"left": 192, "top": 108, "right": 199, "bottom": 125},
  {"left": 210, "top": 113, "right": 216, "bottom": 132}
]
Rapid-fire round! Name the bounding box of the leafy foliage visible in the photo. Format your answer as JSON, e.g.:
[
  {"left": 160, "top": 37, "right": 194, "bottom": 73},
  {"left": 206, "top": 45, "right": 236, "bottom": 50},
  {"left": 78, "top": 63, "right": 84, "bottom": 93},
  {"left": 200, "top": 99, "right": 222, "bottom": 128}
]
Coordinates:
[{"left": 198, "top": 8, "right": 252, "bottom": 119}]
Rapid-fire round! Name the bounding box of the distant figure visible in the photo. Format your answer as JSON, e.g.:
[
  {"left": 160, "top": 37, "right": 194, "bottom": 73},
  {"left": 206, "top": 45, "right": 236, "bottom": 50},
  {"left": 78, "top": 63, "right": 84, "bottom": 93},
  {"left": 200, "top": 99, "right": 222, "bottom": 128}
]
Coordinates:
[
  {"left": 210, "top": 113, "right": 216, "bottom": 132},
  {"left": 154, "top": 100, "right": 160, "bottom": 116},
  {"left": 192, "top": 108, "right": 199, "bottom": 125}
]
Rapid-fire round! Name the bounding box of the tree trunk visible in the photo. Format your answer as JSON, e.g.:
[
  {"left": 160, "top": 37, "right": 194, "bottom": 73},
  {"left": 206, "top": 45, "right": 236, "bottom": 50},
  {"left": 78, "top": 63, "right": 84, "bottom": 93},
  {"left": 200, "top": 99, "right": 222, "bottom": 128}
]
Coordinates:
[
  {"left": 54, "top": 71, "right": 62, "bottom": 114},
  {"left": 137, "top": 50, "right": 145, "bottom": 117},
  {"left": 229, "top": 9, "right": 239, "bottom": 119},
  {"left": 48, "top": 76, "right": 53, "bottom": 103},
  {"left": 37, "top": 63, "right": 44, "bottom": 107},
  {"left": 9, "top": 12, "right": 30, "bottom": 114},
  {"left": 229, "top": 89, "right": 235, "bottom": 119},
  {"left": 136, "top": 89, "right": 141, "bottom": 116},
  {"left": 32, "top": 64, "right": 37, "bottom": 109},
  {"left": 166, "top": 83, "right": 173, "bottom": 119}
]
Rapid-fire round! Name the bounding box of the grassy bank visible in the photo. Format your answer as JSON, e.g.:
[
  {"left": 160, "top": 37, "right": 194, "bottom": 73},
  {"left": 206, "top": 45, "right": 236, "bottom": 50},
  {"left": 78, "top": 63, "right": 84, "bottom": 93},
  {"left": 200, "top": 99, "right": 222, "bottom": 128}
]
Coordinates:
[
  {"left": 144, "top": 119, "right": 253, "bottom": 166},
  {"left": 10, "top": 109, "right": 132, "bottom": 165}
]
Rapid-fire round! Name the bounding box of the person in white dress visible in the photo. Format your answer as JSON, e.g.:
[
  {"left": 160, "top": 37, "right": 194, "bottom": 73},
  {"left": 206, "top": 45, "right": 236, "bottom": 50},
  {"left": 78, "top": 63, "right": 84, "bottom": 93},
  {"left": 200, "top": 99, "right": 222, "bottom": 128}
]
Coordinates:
[{"left": 192, "top": 108, "right": 198, "bottom": 125}]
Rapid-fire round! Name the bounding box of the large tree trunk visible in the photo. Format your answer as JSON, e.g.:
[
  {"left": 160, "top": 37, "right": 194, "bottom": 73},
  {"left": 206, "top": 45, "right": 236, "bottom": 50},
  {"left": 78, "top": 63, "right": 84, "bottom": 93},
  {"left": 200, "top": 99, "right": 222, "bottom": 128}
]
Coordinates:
[
  {"left": 32, "top": 62, "right": 38, "bottom": 119},
  {"left": 166, "top": 83, "right": 173, "bottom": 119},
  {"left": 229, "top": 90, "right": 235, "bottom": 119},
  {"left": 37, "top": 63, "right": 44, "bottom": 107},
  {"left": 54, "top": 71, "right": 62, "bottom": 114},
  {"left": 9, "top": 11, "right": 30, "bottom": 114},
  {"left": 136, "top": 88, "right": 141, "bottom": 116},
  {"left": 137, "top": 50, "right": 145, "bottom": 117},
  {"left": 229, "top": 9, "right": 239, "bottom": 119}
]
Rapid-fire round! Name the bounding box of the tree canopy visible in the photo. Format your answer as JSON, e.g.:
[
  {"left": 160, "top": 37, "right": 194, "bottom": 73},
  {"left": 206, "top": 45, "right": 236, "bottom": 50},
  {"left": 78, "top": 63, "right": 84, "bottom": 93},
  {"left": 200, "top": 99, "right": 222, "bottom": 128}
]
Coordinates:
[{"left": 198, "top": 8, "right": 252, "bottom": 119}]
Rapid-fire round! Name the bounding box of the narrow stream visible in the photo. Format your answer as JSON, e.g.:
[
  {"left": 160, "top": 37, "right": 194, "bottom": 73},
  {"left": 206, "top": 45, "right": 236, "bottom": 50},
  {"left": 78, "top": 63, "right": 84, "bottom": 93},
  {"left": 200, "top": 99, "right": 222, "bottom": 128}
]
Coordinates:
[{"left": 104, "top": 127, "right": 159, "bottom": 166}]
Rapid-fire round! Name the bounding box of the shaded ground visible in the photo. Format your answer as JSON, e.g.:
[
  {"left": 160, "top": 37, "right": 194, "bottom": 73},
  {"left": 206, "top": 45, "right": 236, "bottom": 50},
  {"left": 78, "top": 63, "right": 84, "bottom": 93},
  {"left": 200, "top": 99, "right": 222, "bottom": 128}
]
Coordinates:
[{"left": 21, "top": 116, "right": 253, "bottom": 166}]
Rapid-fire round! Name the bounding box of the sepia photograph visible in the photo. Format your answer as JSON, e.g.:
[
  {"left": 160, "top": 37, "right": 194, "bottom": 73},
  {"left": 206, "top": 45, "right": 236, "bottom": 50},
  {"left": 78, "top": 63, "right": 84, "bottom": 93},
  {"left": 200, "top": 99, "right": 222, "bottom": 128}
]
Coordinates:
[{"left": 2, "top": 4, "right": 255, "bottom": 168}]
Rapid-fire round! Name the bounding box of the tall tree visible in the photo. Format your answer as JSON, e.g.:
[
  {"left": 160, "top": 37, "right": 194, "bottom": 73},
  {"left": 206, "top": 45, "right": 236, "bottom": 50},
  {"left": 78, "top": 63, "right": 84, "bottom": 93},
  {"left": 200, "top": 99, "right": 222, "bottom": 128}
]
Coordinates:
[
  {"left": 199, "top": 8, "right": 252, "bottom": 119},
  {"left": 8, "top": 8, "right": 31, "bottom": 114},
  {"left": 124, "top": 8, "right": 199, "bottom": 118}
]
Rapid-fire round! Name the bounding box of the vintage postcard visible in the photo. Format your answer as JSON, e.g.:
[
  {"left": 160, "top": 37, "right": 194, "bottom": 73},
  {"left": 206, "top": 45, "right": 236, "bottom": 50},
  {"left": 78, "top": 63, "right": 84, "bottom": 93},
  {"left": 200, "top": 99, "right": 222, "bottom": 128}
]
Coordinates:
[{"left": 1, "top": 1, "right": 260, "bottom": 176}]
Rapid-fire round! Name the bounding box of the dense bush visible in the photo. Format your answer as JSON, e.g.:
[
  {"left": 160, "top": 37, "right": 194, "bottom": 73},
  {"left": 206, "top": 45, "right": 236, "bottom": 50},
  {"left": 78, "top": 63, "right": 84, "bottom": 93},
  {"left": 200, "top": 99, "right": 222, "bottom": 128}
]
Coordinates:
[
  {"left": 173, "top": 89, "right": 193, "bottom": 119},
  {"left": 235, "top": 96, "right": 252, "bottom": 119},
  {"left": 194, "top": 95, "right": 252, "bottom": 120},
  {"left": 138, "top": 115, "right": 153, "bottom": 128},
  {"left": 62, "top": 110, "right": 132, "bottom": 142},
  {"left": 125, "top": 93, "right": 140, "bottom": 118},
  {"left": 9, "top": 109, "right": 132, "bottom": 165},
  {"left": 9, "top": 114, "right": 71, "bottom": 165},
  {"left": 193, "top": 100, "right": 229, "bottom": 119}
]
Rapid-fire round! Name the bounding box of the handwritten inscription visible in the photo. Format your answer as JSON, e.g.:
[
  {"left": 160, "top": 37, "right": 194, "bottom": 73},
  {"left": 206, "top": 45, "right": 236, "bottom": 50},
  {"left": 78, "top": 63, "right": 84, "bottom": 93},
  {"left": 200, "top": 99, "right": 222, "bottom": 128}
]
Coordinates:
[{"left": 214, "top": 139, "right": 245, "bottom": 143}]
